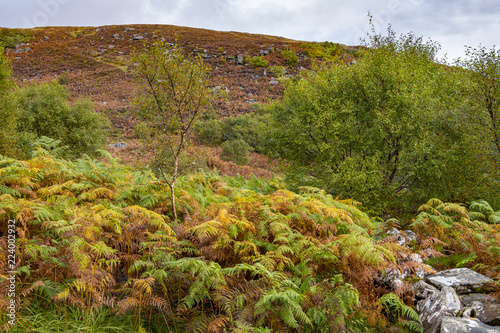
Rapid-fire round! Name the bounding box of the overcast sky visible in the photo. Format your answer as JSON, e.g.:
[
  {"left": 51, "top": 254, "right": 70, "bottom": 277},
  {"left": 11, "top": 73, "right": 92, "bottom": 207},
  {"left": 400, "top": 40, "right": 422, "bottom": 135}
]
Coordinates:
[{"left": 1, "top": 0, "right": 499, "bottom": 62}]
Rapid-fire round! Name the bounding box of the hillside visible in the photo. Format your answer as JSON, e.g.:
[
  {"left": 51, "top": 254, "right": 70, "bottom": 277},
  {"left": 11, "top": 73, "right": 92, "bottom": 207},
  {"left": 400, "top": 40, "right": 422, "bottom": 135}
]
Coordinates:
[
  {"left": 4, "top": 24, "right": 357, "bottom": 115},
  {"left": 2, "top": 25, "right": 358, "bottom": 169}
]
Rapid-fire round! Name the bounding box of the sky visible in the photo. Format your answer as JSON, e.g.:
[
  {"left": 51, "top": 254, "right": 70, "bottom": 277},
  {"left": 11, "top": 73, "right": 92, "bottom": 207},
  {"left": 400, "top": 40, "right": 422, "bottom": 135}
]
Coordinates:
[{"left": 1, "top": 0, "right": 499, "bottom": 62}]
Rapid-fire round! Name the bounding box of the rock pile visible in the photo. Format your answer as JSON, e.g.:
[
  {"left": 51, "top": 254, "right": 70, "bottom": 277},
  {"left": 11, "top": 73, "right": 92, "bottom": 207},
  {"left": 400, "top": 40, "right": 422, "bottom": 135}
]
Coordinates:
[{"left": 384, "top": 228, "right": 500, "bottom": 333}]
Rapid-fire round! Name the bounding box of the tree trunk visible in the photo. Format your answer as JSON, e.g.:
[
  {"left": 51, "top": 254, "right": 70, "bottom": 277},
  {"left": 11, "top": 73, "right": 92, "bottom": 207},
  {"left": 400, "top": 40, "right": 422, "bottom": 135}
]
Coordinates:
[{"left": 170, "top": 182, "right": 177, "bottom": 221}]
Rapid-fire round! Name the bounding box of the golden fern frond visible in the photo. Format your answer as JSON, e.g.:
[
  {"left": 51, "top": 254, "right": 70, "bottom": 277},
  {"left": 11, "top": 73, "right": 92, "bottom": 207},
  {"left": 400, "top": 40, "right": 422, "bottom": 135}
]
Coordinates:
[
  {"left": 116, "top": 296, "right": 140, "bottom": 315},
  {"left": 132, "top": 277, "right": 155, "bottom": 295}
]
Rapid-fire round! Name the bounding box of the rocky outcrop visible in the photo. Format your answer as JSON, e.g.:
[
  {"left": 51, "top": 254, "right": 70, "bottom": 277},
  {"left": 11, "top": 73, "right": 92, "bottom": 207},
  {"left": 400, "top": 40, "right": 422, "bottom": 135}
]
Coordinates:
[
  {"left": 418, "top": 286, "right": 462, "bottom": 333},
  {"left": 414, "top": 280, "right": 440, "bottom": 300},
  {"left": 425, "top": 268, "right": 493, "bottom": 294},
  {"left": 387, "top": 227, "right": 417, "bottom": 247},
  {"left": 416, "top": 268, "right": 499, "bottom": 332},
  {"left": 381, "top": 230, "right": 500, "bottom": 332},
  {"left": 461, "top": 294, "right": 500, "bottom": 326},
  {"left": 440, "top": 316, "right": 500, "bottom": 332}
]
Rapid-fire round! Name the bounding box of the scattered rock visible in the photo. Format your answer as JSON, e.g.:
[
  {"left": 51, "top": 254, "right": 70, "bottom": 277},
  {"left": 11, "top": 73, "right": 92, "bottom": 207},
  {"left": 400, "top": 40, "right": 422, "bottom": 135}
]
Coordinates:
[
  {"left": 133, "top": 35, "right": 144, "bottom": 40},
  {"left": 381, "top": 267, "right": 405, "bottom": 290},
  {"left": 404, "top": 230, "right": 417, "bottom": 243},
  {"left": 260, "top": 49, "right": 270, "bottom": 55},
  {"left": 125, "top": 27, "right": 135, "bottom": 32},
  {"left": 113, "top": 34, "right": 120, "bottom": 38},
  {"left": 109, "top": 142, "right": 127, "bottom": 149},
  {"left": 269, "top": 80, "right": 279, "bottom": 86},
  {"left": 440, "top": 316, "right": 500, "bottom": 333},
  {"left": 418, "top": 286, "right": 462, "bottom": 333},
  {"left": 237, "top": 54, "right": 245, "bottom": 65},
  {"left": 413, "top": 280, "right": 440, "bottom": 300},
  {"left": 425, "top": 268, "right": 493, "bottom": 294},
  {"left": 387, "top": 228, "right": 413, "bottom": 246},
  {"left": 461, "top": 294, "right": 500, "bottom": 326}
]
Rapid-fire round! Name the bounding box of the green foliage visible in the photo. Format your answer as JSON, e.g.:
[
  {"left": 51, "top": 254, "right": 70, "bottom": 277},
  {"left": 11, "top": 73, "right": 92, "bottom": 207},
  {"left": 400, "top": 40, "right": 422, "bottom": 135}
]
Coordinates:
[
  {"left": 269, "top": 65, "right": 287, "bottom": 77},
  {"left": 194, "top": 118, "right": 224, "bottom": 145},
  {"left": 456, "top": 46, "right": 500, "bottom": 195},
  {"left": 132, "top": 41, "right": 214, "bottom": 220},
  {"left": 222, "top": 112, "right": 269, "bottom": 152},
  {"left": 220, "top": 139, "right": 249, "bottom": 165},
  {"left": 380, "top": 293, "right": 423, "bottom": 333},
  {"left": 0, "top": 46, "right": 19, "bottom": 157},
  {"left": 134, "top": 122, "right": 152, "bottom": 139},
  {"left": 281, "top": 49, "right": 299, "bottom": 67},
  {"left": 264, "top": 27, "right": 486, "bottom": 213},
  {"left": 470, "top": 199, "right": 500, "bottom": 224},
  {"left": 1, "top": 151, "right": 414, "bottom": 332},
  {"left": 247, "top": 55, "right": 268, "bottom": 68},
  {"left": 151, "top": 147, "right": 206, "bottom": 181},
  {"left": 15, "top": 81, "right": 108, "bottom": 158},
  {"left": 412, "top": 198, "right": 500, "bottom": 273},
  {"left": 300, "top": 42, "right": 343, "bottom": 62},
  {"left": 0, "top": 28, "right": 31, "bottom": 49},
  {"left": 57, "top": 73, "right": 71, "bottom": 85}
]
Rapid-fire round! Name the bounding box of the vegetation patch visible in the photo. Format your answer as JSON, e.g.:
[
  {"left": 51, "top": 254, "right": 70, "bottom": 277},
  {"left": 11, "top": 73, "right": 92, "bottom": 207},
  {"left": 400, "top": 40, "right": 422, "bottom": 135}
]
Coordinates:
[{"left": 0, "top": 29, "right": 31, "bottom": 49}]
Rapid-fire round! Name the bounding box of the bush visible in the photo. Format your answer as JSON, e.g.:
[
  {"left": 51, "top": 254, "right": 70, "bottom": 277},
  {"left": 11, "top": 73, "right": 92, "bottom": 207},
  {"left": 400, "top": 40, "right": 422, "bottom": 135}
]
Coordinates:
[
  {"left": 281, "top": 49, "right": 299, "bottom": 67},
  {"left": 300, "top": 42, "right": 343, "bottom": 61},
  {"left": 220, "top": 139, "right": 249, "bottom": 165},
  {"left": 269, "top": 65, "right": 287, "bottom": 78},
  {"left": 194, "top": 119, "right": 224, "bottom": 145},
  {"left": 16, "top": 81, "right": 108, "bottom": 158},
  {"left": 265, "top": 29, "right": 483, "bottom": 213},
  {"left": 134, "top": 122, "right": 152, "bottom": 139},
  {"left": 222, "top": 111, "right": 269, "bottom": 153},
  {"left": 0, "top": 28, "right": 31, "bottom": 49},
  {"left": 247, "top": 55, "right": 268, "bottom": 68},
  {"left": 0, "top": 46, "right": 18, "bottom": 157}
]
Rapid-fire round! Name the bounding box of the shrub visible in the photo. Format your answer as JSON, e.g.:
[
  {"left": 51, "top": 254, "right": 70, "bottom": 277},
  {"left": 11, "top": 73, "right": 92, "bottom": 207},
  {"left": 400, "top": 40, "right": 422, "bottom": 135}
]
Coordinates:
[
  {"left": 194, "top": 119, "right": 224, "bottom": 145},
  {"left": 57, "top": 73, "right": 70, "bottom": 85},
  {"left": 16, "top": 81, "right": 108, "bottom": 158},
  {"left": 281, "top": 49, "right": 299, "bottom": 67},
  {"left": 265, "top": 29, "right": 482, "bottom": 213},
  {"left": 300, "top": 42, "right": 343, "bottom": 61},
  {"left": 269, "top": 65, "right": 287, "bottom": 78},
  {"left": 220, "top": 139, "right": 249, "bottom": 165},
  {"left": 247, "top": 55, "right": 268, "bottom": 68},
  {"left": 0, "top": 28, "right": 31, "bottom": 49},
  {"left": 223, "top": 112, "right": 269, "bottom": 153},
  {"left": 134, "top": 122, "right": 152, "bottom": 139},
  {"left": 0, "top": 46, "right": 19, "bottom": 157}
]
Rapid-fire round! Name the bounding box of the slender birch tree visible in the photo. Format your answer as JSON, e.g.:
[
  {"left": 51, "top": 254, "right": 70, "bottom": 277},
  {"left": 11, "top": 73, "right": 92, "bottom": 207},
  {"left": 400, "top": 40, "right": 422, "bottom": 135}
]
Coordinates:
[{"left": 133, "top": 41, "right": 213, "bottom": 220}]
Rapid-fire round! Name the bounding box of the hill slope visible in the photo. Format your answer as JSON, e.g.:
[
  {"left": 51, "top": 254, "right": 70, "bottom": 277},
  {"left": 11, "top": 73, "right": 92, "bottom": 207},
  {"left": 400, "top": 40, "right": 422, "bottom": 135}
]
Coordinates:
[{"left": 5, "top": 24, "right": 357, "bottom": 116}]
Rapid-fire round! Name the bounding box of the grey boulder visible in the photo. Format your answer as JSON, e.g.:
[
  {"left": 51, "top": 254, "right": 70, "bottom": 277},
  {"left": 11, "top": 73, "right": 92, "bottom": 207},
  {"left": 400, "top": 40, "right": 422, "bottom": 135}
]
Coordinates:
[
  {"left": 425, "top": 268, "right": 493, "bottom": 294},
  {"left": 109, "top": 142, "right": 127, "bottom": 149},
  {"left": 440, "top": 316, "right": 500, "bottom": 332},
  {"left": 418, "top": 286, "right": 462, "bottom": 333},
  {"left": 461, "top": 294, "right": 500, "bottom": 326},
  {"left": 413, "top": 280, "right": 440, "bottom": 300}
]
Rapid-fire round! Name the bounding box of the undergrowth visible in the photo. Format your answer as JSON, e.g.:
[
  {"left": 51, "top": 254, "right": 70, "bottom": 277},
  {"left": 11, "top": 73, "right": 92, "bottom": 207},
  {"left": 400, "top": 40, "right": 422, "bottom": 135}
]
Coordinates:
[{"left": 0, "top": 151, "right": 498, "bottom": 332}]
